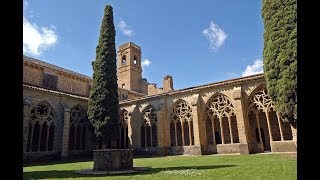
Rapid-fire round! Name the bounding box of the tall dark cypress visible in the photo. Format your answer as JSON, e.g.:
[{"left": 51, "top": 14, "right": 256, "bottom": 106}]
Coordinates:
[
  {"left": 87, "top": 5, "right": 119, "bottom": 148},
  {"left": 262, "top": 0, "right": 297, "bottom": 126}
]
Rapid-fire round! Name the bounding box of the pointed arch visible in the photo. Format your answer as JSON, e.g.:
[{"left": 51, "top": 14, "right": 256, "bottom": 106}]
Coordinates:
[
  {"left": 27, "top": 101, "right": 56, "bottom": 152},
  {"left": 140, "top": 105, "right": 157, "bottom": 148},
  {"left": 247, "top": 85, "right": 293, "bottom": 152},
  {"left": 69, "top": 104, "right": 88, "bottom": 151},
  {"left": 203, "top": 93, "right": 239, "bottom": 145},
  {"left": 169, "top": 100, "right": 194, "bottom": 146}
]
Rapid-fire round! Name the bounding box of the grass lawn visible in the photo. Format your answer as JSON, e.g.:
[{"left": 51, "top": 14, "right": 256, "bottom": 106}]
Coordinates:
[{"left": 23, "top": 153, "right": 296, "bottom": 180}]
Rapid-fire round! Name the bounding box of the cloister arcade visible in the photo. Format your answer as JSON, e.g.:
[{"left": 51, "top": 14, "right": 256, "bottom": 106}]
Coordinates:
[{"left": 23, "top": 74, "right": 296, "bottom": 161}]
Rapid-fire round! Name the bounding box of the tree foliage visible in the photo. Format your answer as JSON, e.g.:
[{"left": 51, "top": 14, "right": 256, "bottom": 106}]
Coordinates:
[
  {"left": 87, "top": 5, "right": 119, "bottom": 148},
  {"left": 262, "top": 0, "right": 297, "bottom": 126}
]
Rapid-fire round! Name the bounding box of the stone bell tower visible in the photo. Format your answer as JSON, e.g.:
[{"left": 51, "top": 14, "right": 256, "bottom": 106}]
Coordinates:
[{"left": 117, "top": 42, "right": 142, "bottom": 93}]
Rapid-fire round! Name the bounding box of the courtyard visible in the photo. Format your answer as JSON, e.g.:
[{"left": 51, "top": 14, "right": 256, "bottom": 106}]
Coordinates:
[{"left": 23, "top": 153, "right": 296, "bottom": 180}]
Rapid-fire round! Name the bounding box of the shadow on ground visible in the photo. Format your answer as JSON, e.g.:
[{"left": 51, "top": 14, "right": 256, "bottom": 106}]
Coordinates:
[
  {"left": 23, "top": 157, "right": 92, "bottom": 167},
  {"left": 23, "top": 165, "right": 236, "bottom": 179}
]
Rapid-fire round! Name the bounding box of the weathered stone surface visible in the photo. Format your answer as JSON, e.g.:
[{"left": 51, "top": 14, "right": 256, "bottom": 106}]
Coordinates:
[
  {"left": 270, "top": 141, "right": 296, "bottom": 152},
  {"left": 23, "top": 42, "right": 297, "bottom": 162},
  {"left": 93, "top": 149, "right": 133, "bottom": 171}
]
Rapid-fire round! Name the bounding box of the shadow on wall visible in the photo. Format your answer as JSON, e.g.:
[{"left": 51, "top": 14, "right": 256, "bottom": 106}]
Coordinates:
[{"left": 23, "top": 164, "right": 236, "bottom": 179}]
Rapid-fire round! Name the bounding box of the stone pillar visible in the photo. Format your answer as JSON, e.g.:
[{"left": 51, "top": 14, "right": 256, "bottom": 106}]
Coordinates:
[
  {"left": 276, "top": 112, "right": 284, "bottom": 141},
  {"left": 211, "top": 119, "right": 216, "bottom": 145},
  {"left": 181, "top": 122, "right": 185, "bottom": 146},
  {"left": 23, "top": 97, "right": 32, "bottom": 160},
  {"left": 188, "top": 121, "right": 192, "bottom": 146},
  {"left": 156, "top": 110, "right": 164, "bottom": 148},
  {"left": 127, "top": 115, "right": 132, "bottom": 147},
  {"left": 174, "top": 123, "right": 178, "bottom": 146},
  {"left": 265, "top": 111, "right": 273, "bottom": 141},
  {"left": 61, "top": 108, "right": 71, "bottom": 159},
  {"left": 126, "top": 106, "right": 139, "bottom": 148},
  {"left": 233, "top": 86, "right": 251, "bottom": 154},
  {"left": 255, "top": 112, "right": 263, "bottom": 144},
  {"left": 190, "top": 94, "right": 202, "bottom": 146},
  {"left": 219, "top": 117, "right": 225, "bottom": 144},
  {"left": 227, "top": 116, "right": 234, "bottom": 144}
]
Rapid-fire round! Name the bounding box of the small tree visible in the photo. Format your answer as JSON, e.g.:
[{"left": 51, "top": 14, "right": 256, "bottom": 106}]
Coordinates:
[
  {"left": 262, "top": 0, "right": 297, "bottom": 127},
  {"left": 87, "top": 5, "right": 119, "bottom": 148}
]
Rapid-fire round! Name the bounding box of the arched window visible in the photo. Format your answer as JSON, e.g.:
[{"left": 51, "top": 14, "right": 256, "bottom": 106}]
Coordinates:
[
  {"left": 133, "top": 55, "right": 138, "bottom": 65},
  {"left": 141, "top": 106, "right": 157, "bottom": 148},
  {"left": 69, "top": 105, "right": 88, "bottom": 151},
  {"left": 170, "top": 100, "right": 194, "bottom": 146},
  {"left": 204, "top": 94, "right": 239, "bottom": 145},
  {"left": 122, "top": 55, "right": 126, "bottom": 64},
  {"left": 119, "top": 109, "right": 129, "bottom": 148},
  {"left": 27, "top": 101, "right": 55, "bottom": 152},
  {"left": 248, "top": 86, "right": 293, "bottom": 151}
]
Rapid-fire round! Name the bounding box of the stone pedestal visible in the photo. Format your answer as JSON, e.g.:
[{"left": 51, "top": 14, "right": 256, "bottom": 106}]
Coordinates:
[{"left": 93, "top": 149, "right": 133, "bottom": 171}]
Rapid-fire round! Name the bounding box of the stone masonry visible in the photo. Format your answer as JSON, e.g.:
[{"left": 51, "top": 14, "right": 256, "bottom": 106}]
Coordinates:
[{"left": 23, "top": 42, "right": 297, "bottom": 161}]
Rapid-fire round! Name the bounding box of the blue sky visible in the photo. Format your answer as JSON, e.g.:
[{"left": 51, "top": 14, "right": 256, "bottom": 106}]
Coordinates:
[{"left": 23, "top": 0, "right": 264, "bottom": 90}]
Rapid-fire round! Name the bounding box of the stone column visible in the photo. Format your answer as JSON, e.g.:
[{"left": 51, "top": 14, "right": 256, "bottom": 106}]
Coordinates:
[
  {"left": 174, "top": 123, "right": 178, "bottom": 146},
  {"left": 37, "top": 124, "right": 43, "bottom": 151},
  {"left": 61, "top": 108, "right": 71, "bottom": 159},
  {"left": 23, "top": 98, "right": 32, "bottom": 160},
  {"left": 127, "top": 116, "right": 132, "bottom": 147},
  {"left": 255, "top": 112, "right": 262, "bottom": 144},
  {"left": 219, "top": 117, "right": 225, "bottom": 144},
  {"left": 265, "top": 111, "right": 273, "bottom": 142},
  {"left": 276, "top": 112, "right": 284, "bottom": 141},
  {"left": 181, "top": 122, "right": 185, "bottom": 146},
  {"left": 211, "top": 119, "right": 216, "bottom": 145},
  {"left": 233, "top": 86, "right": 251, "bottom": 154},
  {"left": 227, "top": 116, "right": 234, "bottom": 144},
  {"left": 188, "top": 121, "right": 192, "bottom": 146}
]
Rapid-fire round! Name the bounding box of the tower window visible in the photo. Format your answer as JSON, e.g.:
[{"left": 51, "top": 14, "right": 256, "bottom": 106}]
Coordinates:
[
  {"left": 122, "top": 84, "right": 125, "bottom": 88},
  {"left": 122, "top": 55, "right": 126, "bottom": 64},
  {"left": 133, "top": 55, "right": 138, "bottom": 64}
]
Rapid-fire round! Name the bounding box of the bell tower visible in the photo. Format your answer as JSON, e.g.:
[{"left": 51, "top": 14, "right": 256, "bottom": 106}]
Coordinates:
[{"left": 117, "top": 42, "right": 142, "bottom": 93}]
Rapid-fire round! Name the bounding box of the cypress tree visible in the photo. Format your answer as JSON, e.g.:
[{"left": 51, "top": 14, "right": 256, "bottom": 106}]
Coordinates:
[
  {"left": 87, "top": 5, "right": 119, "bottom": 148},
  {"left": 262, "top": 0, "right": 297, "bottom": 126}
]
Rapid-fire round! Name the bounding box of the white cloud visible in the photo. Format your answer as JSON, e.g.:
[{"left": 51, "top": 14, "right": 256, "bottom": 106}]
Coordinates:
[
  {"left": 23, "top": 0, "right": 58, "bottom": 56},
  {"left": 118, "top": 20, "right": 134, "bottom": 37},
  {"left": 242, "top": 59, "right": 264, "bottom": 77},
  {"left": 202, "top": 21, "right": 227, "bottom": 51},
  {"left": 142, "top": 58, "right": 151, "bottom": 67}
]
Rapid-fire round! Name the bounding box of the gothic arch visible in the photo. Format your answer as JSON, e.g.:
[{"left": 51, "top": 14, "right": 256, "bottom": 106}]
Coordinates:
[
  {"left": 27, "top": 101, "right": 56, "bottom": 152},
  {"left": 119, "top": 109, "right": 130, "bottom": 148},
  {"left": 203, "top": 94, "right": 239, "bottom": 145},
  {"left": 140, "top": 105, "right": 158, "bottom": 148},
  {"left": 169, "top": 100, "right": 194, "bottom": 146},
  {"left": 69, "top": 104, "right": 88, "bottom": 151},
  {"left": 247, "top": 86, "right": 293, "bottom": 152}
]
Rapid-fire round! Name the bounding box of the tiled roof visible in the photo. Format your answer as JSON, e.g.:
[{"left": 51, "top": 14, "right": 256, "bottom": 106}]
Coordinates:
[{"left": 23, "top": 84, "right": 89, "bottom": 100}]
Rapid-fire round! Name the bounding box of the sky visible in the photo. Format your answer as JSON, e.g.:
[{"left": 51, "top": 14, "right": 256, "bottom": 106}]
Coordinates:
[{"left": 23, "top": 0, "right": 264, "bottom": 90}]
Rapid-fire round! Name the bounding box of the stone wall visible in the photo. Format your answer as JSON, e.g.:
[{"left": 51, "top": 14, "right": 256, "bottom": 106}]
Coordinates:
[
  {"left": 23, "top": 85, "right": 95, "bottom": 161},
  {"left": 23, "top": 54, "right": 297, "bottom": 161}
]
